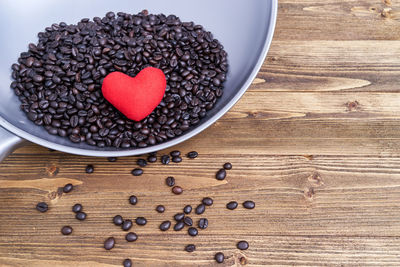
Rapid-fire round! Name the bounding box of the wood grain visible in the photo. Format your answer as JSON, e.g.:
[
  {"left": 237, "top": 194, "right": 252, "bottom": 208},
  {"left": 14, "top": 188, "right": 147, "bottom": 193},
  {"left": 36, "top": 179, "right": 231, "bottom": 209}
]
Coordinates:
[{"left": 2, "top": 0, "right": 400, "bottom": 266}]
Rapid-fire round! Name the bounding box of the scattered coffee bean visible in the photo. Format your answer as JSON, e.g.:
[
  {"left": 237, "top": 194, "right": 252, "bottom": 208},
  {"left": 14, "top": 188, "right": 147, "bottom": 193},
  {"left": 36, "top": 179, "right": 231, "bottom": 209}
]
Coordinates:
[
  {"left": 62, "top": 183, "right": 73, "bottom": 193},
  {"left": 75, "top": 211, "right": 87, "bottom": 221},
  {"left": 172, "top": 156, "right": 182, "bottom": 163},
  {"left": 223, "top": 162, "right": 232, "bottom": 170},
  {"left": 226, "top": 201, "right": 238, "bottom": 210},
  {"left": 174, "top": 221, "right": 185, "bottom": 231},
  {"left": 198, "top": 218, "right": 209, "bottom": 229},
  {"left": 172, "top": 186, "right": 183, "bottom": 195},
  {"left": 237, "top": 241, "right": 249, "bottom": 250},
  {"left": 61, "top": 226, "right": 73, "bottom": 235},
  {"left": 131, "top": 168, "right": 143, "bottom": 176},
  {"left": 166, "top": 176, "right": 175, "bottom": 187},
  {"left": 125, "top": 232, "right": 138, "bottom": 242},
  {"left": 122, "top": 220, "right": 133, "bottom": 231},
  {"left": 137, "top": 159, "right": 147, "bottom": 167},
  {"left": 188, "top": 227, "right": 198, "bottom": 237},
  {"left": 243, "top": 200, "right": 255, "bottom": 209},
  {"left": 136, "top": 217, "right": 147, "bottom": 226},
  {"left": 113, "top": 215, "right": 123, "bottom": 226},
  {"left": 183, "top": 205, "right": 192, "bottom": 214},
  {"left": 36, "top": 202, "right": 48, "bottom": 213},
  {"left": 147, "top": 155, "right": 157, "bottom": 163},
  {"left": 170, "top": 150, "right": 181, "bottom": 157},
  {"left": 215, "top": 252, "right": 224, "bottom": 263},
  {"left": 85, "top": 164, "right": 94, "bottom": 174},
  {"left": 159, "top": 221, "right": 171, "bottom": 231},
  {"left": 185, "top": 244, "right": 196, "bottom": 252},
  {"left": 156, "top": 205, "right": 165, "bottom": 213},
  {"left": 184, "top": 216, "right": 193, "bottom": 226},
  {"left": 107, "top": 157, "right": 117, "bottom": 162},
  {"left": 202, "top": 197, "right": 213, "bottom": 206},
  {"left": 129, "top": 195, "right": 138, "bottom": 205},
  {"left": 72, "top": 203, "right": 82, "bottom": 213},
  {"left": 216, "top": 169, "right": 226, "bottom": 180},
  {"left": 104, "top": 237, "right": 115, "bottom": 250},
  {"left": 187, "top": 151, "right": 198, "bottom": 159},
  {"left": 195, "top": 204, "right": 205, "bottom": 215},
  {"left": 174, "top": 213, "right": 185, "bottom": 221},
  {"left": 161, "top": 155, "right": 170, "bottom": 164},
  {"left": 123, "top": 258, "right": 132, "bottom": 267}
]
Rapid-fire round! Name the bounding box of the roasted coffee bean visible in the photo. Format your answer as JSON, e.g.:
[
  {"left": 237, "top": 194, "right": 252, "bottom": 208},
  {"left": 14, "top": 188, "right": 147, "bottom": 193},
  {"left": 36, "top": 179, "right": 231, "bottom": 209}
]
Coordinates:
[
  {"left": 156, "top": 205, "right": 165, "bottom": 213},
  {"left": 63, "top": 183, "right": 73, "bottom": 193},
  {"left": 170, "top": 150, "right": 181, "bottom": 157},
  {"left": 61, "top": 226, "right": 73, "bottom": 235},
  {"left": 187, "top": 151, "right": 198, "bottom": 159},
  {"left": 185, "top": 244, "right": 196, "bottom": 252},
  {"left": 113, "top": 215, "right": 123, "bottom": 226},
  {"left": 166, "top": 176, "right": 175, "bottom": 187},
  {"left": 137, "top": 158, "right": 147, "bottom": 167},
  {"left": 223, "top": 162, "right": 232, "bottom": 170},
  {"left": 188, "top": 227, "right": 198, "bottom": 237},
  {"left": 198, "top": 218, "right": 208, "bottom": 229},
  {"left": 159, "top": 220, "right": 171, "bottom": 231},
  {"left": 202, "top": 197, "right": 213, "bottom": 206},
  {"left": 147, "top": 155, "right": 157, "bottom": 162},
  {"left": 125, "top": 232, "right": 138, "bottom": 242},
  {"left": 135, "top": 217, "right": 147, "bottom": 226},
  {"left": 104, "top": 237, "right": 115, "bottom": 250},
  {"left": 123, "top": 259, "right": 132, "bottom": 267},
  {"left": 107, "top": 157, "right": 117, "bottom": 162},
  {"left": 172, "top": 186, "right": 183, "bottom": 195},
  {"left": 226, "top": 201, "right": 238, "bottom": 210},
  {"left": 174, "top": 221, "right": 185, "bottom": 231},
  {"left": 174, "top": 213, "right": 185, "bottom": 221},
  {"left": 131, "top": 168, "right": 143, "bottom": 176},
  {"left": 36, "top": 202, "right": 48, "bottom": 213},
  {"left": 237, "top": 241, "right": 249, "bottom": 250},
  {"left": 172, "top": 156, "right": 182, "bottom": 163},
  {"left": 161, "top": 155, "right": 170, "bottom": 164},
  {"left": 85, "top": 164, "right": 94, "bottom": 174},
  {"left": 72, "top": 203, "right": 83, "bottom": 213},
  {"left": 122, "top": 220, "right": 133, "bottom": 231},
  {"left": 129, "top": 195, "right": 138, "bottom": 205},
  {"left": 184, "top": 216, "right": 193, "bottom": 226},
  {"left": 216, "top": 169, "right": 226, "bottom": 180},
  {"left": 75, "top": 211, "right": 87, "bottom": 221},
  {"left": 243, "top": 200, "right": 255, "bottom": 209},
  {"left": 195, "top": 204, "right": 205, "bottom": 215},
  {"left": 215, "top": 252, "right": 224, "bottom": 263},
  {"left": 183, "top": 205, "right": 192, "bottom": 214}
]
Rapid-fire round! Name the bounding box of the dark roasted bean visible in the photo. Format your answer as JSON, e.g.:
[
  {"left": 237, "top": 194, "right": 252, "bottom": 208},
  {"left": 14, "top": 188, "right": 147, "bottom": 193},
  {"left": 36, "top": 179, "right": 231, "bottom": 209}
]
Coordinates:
[
  {"left": 174, "top": 213, "right": 185, "bottom": 221},
  {"left": 36, "top": 202, "right": 48, "bottom": 213},
  {"left": 184, "top": 216, "right": 193, "bottom": 226},
  {"left": 135, "top": 217, "right": 147, "bottom": 225},
  {"left": 85, "top": 164, "right": 94, "bottom": 174},
  {"left": 172, "top": 156, "right": 182, "bottom": 163},
  {"left": 185, "top": 244, "right": 196, "bottom": 252},
  {"left": 166, "top": 176, "right": 175, "bottom": 187},
  {"left": 223, "top": 162, "right": 232, "bottom": 170},
  {"left": 188, "top": 227, "right": 198, "bottom": 236},
  {"left": 131, "top": 168, "right": 143, "bottom": 176},
  {"left": 161, "top": 155, "right": 170, "bottom": 164},
  {"left": 125, "top": 232, "right": 138, "bottom": 242},
  {"left": 159, "top": 220, "right": 171, "bottom": 231},
  {"left": 216, "top": 169, "right": 226, "bottom": 180},
  {"left": 202, "top": 197, "right": 213, "bottom": 206},
  {"left": 122, "top": 220, "right": 133, "bottom": 231},
  {"left": 215, "top": 252, "right": 224, "bottom": 263},
  {"left": 129, "top": 195, "right": 138, "bottom": 205},
  {"left": 107, "top": 157, "right": 117, "bottom": 162},
  {"left": 137, "top": 158, "right": 147, "bottom": 167},
  {"left": 63, "top": 183, "right": 73, "bottom": 193},
  {"left": 170, "top": 150, "right": 181, "bottom": 157},
  {"left": 195, "top": 204, "right": 205, "bottom": 215},
  {"left": 183, "top": 205, "right": 192, "bottom": 214},
  {"left": 226, "top": 201, "right": 238, "bottom": 210},
  {"left": 113, "top": 215, "right": 123, "bottom": 226},
  {"left": 156, "top": 205, "right": 165, "bottom": 213},
  {"left": 243, "top": 200, "right": 255, "bottom": 209},
  {"left": 61, "top": 226, "right": 73, "bottom": 235},
  {"left": 237, "top": 241, "right": 249, "bottom": 250},
  {"left": 104, "top": 237, "right": 115, "bottom": 250},
  {"left": 198, "top": 218, "right": 208, "bottom": 229},
  {"left": 75, "top": 211, "right": 87, "bottom": 220},
  {"left": 147, "top": 155, "right": 157, "bottom": 162},
  {"left": 72, "top": 203, "right": 82, "bottom": 213},
  {"left": 123, "top": 259, "right": 132, "bottom": 267},
  {"left": 172, "top": 186, "right": 183, "bottom": 195},
  {"left": 174, "top": 221, "right": 185, "bottom": 231},
  {"left": 187, "top": 151, "right": 198, "bottom": 158}
]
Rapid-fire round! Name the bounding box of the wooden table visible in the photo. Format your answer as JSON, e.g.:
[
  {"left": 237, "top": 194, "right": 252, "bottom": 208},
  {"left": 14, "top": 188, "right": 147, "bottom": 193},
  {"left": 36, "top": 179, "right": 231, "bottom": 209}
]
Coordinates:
[{"left": 1, "top": 1, "right": 400, "bottom": 266}]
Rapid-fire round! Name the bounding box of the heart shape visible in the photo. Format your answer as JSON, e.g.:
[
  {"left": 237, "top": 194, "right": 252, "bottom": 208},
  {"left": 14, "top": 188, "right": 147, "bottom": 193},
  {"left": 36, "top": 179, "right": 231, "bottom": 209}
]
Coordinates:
[{"left": 101, "top": 67, "right": 166, "bottom": 121}]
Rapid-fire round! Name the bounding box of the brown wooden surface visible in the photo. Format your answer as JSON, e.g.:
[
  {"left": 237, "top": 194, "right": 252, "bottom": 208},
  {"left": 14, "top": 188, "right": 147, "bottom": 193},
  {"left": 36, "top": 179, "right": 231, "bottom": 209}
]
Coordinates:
[{"left": 1, "top": 0, "right": 400, "bottom": 266}]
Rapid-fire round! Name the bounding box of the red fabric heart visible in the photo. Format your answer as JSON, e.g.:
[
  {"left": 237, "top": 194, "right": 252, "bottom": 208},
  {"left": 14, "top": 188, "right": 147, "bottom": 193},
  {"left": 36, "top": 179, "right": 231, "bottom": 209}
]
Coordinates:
[{"left": 101, "top": 67, "right": 166, "bottom": 121}]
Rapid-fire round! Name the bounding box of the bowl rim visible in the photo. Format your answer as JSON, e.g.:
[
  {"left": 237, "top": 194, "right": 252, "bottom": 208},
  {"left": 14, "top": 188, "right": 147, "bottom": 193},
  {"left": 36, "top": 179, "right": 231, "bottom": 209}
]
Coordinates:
[{"left": 0, "top": 0, "right": 278, "bottom": 157}]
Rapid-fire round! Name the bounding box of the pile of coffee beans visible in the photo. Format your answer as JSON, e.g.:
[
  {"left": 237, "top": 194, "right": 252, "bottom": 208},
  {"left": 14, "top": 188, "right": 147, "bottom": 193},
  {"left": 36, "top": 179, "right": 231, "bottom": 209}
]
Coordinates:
[
  {"left": 34, "top": 150, "right": 255, "bottom": 265},
  {"left": 10, "top": 10, "right": 228, "bottom": 148}
]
